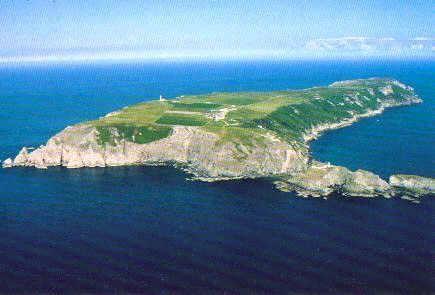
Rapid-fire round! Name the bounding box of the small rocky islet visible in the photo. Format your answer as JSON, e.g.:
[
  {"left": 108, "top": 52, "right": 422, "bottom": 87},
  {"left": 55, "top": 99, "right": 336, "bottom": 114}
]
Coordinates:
[{"left": 4, "top": 78, "right": 434, "bottom": 201}]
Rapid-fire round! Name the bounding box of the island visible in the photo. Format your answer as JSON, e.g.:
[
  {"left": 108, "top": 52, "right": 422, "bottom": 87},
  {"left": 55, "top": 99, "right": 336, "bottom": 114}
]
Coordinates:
[{"left": 4, "top": 78, "right": 434, "bottom": 201}]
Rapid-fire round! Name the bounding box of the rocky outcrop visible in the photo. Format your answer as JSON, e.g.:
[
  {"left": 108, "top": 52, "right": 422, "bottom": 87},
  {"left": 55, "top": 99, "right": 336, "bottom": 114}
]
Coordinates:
[
  {"left": 274, "top": 164, "right": 434, "bottom": 199},
  {"left": 390, "top": 174, "right": 435, "bottom": 197},
  {"left": 274, "top": 162, "right": 391, "bottom": 198},
  {"left": 2, "top": 158, "right": 13, "bottom": 168}
]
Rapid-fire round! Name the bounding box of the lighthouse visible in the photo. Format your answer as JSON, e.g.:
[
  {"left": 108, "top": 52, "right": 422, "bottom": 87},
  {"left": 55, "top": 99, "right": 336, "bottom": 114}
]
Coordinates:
[{"left": 159, "top": 95, "right": 165, "bottom": 101}]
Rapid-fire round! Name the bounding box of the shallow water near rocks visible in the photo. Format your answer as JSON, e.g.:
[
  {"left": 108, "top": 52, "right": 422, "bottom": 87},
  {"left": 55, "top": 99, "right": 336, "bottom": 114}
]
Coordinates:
[{"left": 0, "top": 60, "right": 433, "bottom": 293}]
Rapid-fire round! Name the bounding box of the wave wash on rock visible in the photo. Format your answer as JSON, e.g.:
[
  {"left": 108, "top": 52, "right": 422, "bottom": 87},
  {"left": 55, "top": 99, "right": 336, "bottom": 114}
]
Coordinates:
[{"left": 4, "top": 78, "right": 434, "bottom": 200}]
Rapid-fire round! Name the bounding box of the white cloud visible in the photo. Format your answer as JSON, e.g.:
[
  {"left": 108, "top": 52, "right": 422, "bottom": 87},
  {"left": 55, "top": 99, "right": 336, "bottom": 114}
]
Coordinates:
[
  {"left": 305, "top": 37, "right": 385, "bottom": 52},
  {"left": 305, "top": 37, "right": 434, "bottom": 56},
  {"left": 1, "top": 36, "right": 434, "bottom": 64},
  {"left": 411, "top": 44, "right": 424, "bottom": 50},
  {"left": 412, "top": 37, "right": 434, "bottom": 41}
]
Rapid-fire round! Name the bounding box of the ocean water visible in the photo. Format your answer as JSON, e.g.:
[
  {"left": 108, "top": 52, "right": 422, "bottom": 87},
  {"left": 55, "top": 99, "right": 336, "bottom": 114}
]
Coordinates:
[{"left": 0, "top": 60, "right": 433, "bottom": 293}]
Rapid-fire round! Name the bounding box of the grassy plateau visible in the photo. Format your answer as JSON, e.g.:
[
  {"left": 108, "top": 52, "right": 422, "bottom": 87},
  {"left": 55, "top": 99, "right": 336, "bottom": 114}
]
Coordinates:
[{"left": 89, "top": 78, "right": 416, "bottom": 147}]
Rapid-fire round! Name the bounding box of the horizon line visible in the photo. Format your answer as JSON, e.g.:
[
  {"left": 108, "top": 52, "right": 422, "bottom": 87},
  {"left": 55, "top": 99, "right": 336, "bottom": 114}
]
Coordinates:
[{"left": 1, "top": 53, "right": 434, "bottom": 66}]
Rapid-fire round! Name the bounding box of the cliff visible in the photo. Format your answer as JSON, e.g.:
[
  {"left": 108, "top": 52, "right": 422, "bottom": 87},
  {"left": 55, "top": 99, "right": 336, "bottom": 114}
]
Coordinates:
[{"left": 3, "top": 78, "right": 434, "bottom": 200}]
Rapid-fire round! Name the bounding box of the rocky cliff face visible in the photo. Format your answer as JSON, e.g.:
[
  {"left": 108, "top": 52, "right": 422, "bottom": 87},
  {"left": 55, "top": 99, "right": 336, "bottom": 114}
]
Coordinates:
[
  {"left": 5, "top": 117, "right": 433, "bottom": 200},
  {"left": 3, "top": 124, "right": 307, "bottom": 179}
]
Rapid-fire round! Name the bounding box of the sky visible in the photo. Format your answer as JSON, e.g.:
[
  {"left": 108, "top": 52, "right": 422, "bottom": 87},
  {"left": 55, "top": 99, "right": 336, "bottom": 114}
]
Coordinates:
[{"left": 0, "top": 0, "right": 434, "bottom": 62}]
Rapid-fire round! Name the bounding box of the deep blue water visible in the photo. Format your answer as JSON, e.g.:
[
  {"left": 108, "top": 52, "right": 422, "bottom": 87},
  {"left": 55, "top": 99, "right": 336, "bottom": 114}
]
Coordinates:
[{"left": 0, "top": 60, "right": 433, "bottom": 293}]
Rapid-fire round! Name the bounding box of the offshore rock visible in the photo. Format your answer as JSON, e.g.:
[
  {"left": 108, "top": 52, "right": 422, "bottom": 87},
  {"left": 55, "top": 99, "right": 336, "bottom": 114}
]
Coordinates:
[
  {"left": 390, "top": 174, "right": 435, "bottom": 197},
  {"left": 2, "top": 158, "right": 12, "bottom": 168},
  {"left": 274, "top": 162, "right": 390, "bottom": 198}
]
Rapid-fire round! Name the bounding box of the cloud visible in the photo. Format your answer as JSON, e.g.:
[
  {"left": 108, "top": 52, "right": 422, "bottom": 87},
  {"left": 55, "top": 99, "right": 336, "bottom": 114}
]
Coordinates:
[
  {"left": 306, "top": 37, "right": 388, "bottom": 52},
  {"left": 305, "top": 37, "right": 435, "bottom": 56},
  {"left": 411, "top": 37, "right": 434, "bottom": 41},
  {"left": 411, "top": 44, "right": 424, "bottom": 50},
  {"left": 1, "top": 36, "right": 434, "bottom": 64}
]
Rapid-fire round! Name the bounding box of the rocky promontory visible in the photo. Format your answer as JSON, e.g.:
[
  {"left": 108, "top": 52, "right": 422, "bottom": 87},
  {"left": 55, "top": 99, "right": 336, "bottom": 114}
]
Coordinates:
[{"left": 4, "top": 78, "right": 434, "bottom": 200}]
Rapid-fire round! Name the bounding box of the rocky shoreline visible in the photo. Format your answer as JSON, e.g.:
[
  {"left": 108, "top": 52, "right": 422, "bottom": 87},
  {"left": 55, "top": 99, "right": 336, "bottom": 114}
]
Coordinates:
[{"left": 302, "top": 98, "right": 422, "bottom": 144}]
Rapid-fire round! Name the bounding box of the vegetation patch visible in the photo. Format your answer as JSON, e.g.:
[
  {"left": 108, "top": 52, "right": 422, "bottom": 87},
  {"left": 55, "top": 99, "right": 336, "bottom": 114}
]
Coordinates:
[
  {"left": 96, "top": 124, "right": 172, "bottom": 145},
  {"left": 204, "top": 125, "right": 267, "bottom": 148},
  {"left": 97, "top": 101, "right": 170, "bottom": 126},
  {"left": 184, "top": 92, "right": 274, "bottom": 105},
  {"left": 169, "top": 102, "right": 222, "bottom": 111},
  {"left": 156, "top": 113, "right": 209, "bottom": 126}
]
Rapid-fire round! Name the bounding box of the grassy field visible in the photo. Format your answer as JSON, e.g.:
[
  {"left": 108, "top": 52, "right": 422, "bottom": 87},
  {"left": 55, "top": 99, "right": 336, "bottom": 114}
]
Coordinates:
[
  {"left": 168, "top": 101, "right": 222, "bottom": 111},
  {"left": 88, "top": 79, "right": 415, "bottom": 146},
  {"left": 156, "top": 113, "right": 209, "bottom": 126},
  {"left": 95, "top": 124, "right": 172, "bottom": 145}
]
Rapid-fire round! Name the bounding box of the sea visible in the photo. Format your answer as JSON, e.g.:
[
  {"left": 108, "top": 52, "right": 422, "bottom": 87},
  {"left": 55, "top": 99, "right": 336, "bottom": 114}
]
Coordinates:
[{"left": 0, "top": 59, "right": 433, "bottom": 293}]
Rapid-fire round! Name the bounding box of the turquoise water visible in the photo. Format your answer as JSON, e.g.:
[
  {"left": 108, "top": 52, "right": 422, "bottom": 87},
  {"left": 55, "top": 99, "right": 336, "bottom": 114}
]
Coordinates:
[{"left": 0, "top": 60, "right": 433, "bottom": 293}]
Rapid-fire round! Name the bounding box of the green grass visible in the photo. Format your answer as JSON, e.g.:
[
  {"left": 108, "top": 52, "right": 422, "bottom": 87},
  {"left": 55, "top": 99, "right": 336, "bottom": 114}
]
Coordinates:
[
  {"left": 97, "top": 101, "right": 171, "bottom": 125},
  {"left": 204, "top": 125, "right": 268, "bottom": 147},
  {"left": 156, "top": 113, "right": 209, "bottom": 126},
  {"left": 168, "top": 101, "right": 222, "bottom": 111},
  {"left": 182, "top": 92, "right": 274, "bottom": 105},
  {"left": 226, "top": 94, "right": 305, "bottom": 123},
  {"left": 96, "top": 124, "right": 172, "bottom": 145},
  {"left": 87, "top": 78, "right": 416, "bottom": 147}
]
